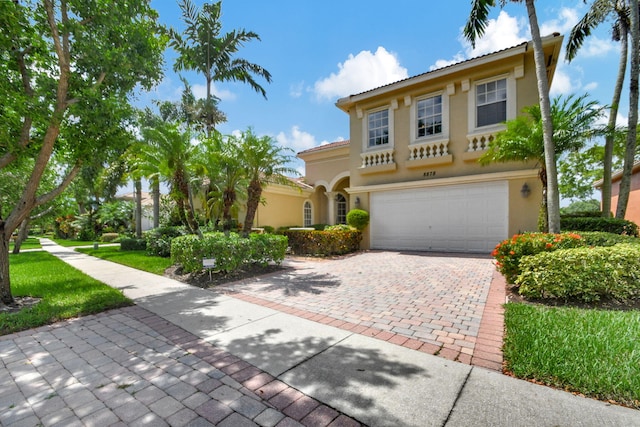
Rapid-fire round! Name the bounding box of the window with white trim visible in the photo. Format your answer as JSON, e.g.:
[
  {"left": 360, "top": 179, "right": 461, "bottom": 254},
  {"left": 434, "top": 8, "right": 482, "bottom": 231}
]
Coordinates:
[
  {"left": 367, "top": 109, "right": 389, "bottom": 147},
  {"left": 416, "top": 95, "right": 442, "bottom": 137},
  {"left": 336, "top": 194, "right": 347, "bottom": 224},
  {"left": 476, "top": 78, "right": 507, "bottom": 127},
  {"left": 303, "top": 201, "right": 312, "bottom": 227}
]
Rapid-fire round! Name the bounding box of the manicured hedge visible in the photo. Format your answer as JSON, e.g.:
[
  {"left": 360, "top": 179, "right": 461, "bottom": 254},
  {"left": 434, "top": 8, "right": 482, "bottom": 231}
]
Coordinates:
[
  {"left": 561, "top": 216, "right": 638, "bottom": 237},
  {"left": 144, "top": 226, "right": 188, "bottom": 257},
  {"left": 574, "top": 231, "right": 639, "bottom": 247},
  {"left": 346, "top": 209, "right": 369, "bottom": 231},
  {"left": 171, "top": 232, "right": 288, "bottom": 273},
  {"left": 281, "top": 228, "right": 361, "bottom": 256},
  {"left": 516, "top": 244, "right": 640, "bottom": 302},
  {"left": 101, "top": 233, "right": 119, "bottom": 242},
  {"left": 120, "top": 238, "right": 147, "bottom": 251}
]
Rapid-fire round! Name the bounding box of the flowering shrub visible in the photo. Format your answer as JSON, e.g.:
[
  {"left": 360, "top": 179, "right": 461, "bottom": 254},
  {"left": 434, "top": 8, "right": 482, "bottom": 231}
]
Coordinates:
[{"left": 491, "top": 232, "right": 585, "bottom": 284}]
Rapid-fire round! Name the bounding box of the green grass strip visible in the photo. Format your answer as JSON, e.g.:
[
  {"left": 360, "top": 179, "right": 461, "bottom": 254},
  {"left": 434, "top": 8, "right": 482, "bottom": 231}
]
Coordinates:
[
  {"left": 8, "top": 237, "right": 42, "bottom": 251},
  {"left": 504, "top": 303, "right": 640, "bottom": 408},
  {"left": 51, "top": 238, "right": 104, "bottom": 247},
  {"left": 2, "top": 251, "right": 131, "bottom": 335},
  {"left": 75, "top": 246, "right": 172, "bottom": 276}
]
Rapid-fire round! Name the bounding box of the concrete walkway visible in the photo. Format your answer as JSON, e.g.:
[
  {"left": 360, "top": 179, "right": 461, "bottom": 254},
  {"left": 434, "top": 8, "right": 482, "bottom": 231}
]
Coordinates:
[{"left": 1, "top": 239, "right": 639, "bottom": 426}]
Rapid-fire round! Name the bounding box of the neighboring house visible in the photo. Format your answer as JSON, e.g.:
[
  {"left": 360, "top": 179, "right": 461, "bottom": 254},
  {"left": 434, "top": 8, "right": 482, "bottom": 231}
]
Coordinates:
[
  {"left": 298, "top": 33, "right": 564, "bottom": 252},
  {"left": 116, "top": 191, "right": 155, "bottom": 231},
  {"left": 594, "top": 160, "right": 640, "bottom": 225}
]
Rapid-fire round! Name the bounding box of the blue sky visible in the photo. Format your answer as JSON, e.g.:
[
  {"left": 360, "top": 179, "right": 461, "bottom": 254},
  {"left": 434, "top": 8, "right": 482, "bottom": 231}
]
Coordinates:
[{"left": 139, "top": 0, "right": 623, "bottom": 174}]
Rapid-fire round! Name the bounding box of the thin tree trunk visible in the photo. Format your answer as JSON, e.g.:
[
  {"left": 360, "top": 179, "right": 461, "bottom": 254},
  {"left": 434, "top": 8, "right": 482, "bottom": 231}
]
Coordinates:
[
  {"left": 603, "top": 22, "right": 628, "bottom": 217},
  {"left": 135, "top": 178, "right": 142, "bottom": 238},
  {"left": 12, "top": 218, "right": 30, "bottom": 255},
  {"left": 526, "top": 0, "right": 560, "bottom": 233},
  {"left": 152, "top": 178, "right": 160, "bottom": 229},
  {"left": 0, "top": 224, "right": 13, "bottom": 305},
  {"left": 222, "top": 189, "right": 236, "bottom": 233},
  {"left": 616, "top": 0, "right": 639, "bottom": 218},
  {"left": 243, "top": 180, "right": 262, "bottom": 237}
]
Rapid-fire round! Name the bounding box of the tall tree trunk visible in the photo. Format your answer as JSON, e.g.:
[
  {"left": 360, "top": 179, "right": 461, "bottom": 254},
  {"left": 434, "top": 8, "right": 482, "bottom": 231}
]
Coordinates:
[
  {"left": 603, "top": 21, "right": 628, "bottom": 217},
  {"left": 152, "top": 178, "right": 160, "bottom": 229},
  {"left": 135, "top": 178, "right": 142, "bottom": 238},
  {"left": 0, "top": 224, "right": 13, "bottom": 305},
  {"left": 12, "top": 218, "right": 30, "bottom": 255},
  {"left": 222, "top": 189, "right": 236, "bottom": 233},
  {"left": 526, "top": 0, "right": 560, "bottom": 232},
  {"left": 616, "top": 0, "right": 640, "bottom": 218},
  {"left": 243, "top": 180, "right": 263, "bottom": 237}
]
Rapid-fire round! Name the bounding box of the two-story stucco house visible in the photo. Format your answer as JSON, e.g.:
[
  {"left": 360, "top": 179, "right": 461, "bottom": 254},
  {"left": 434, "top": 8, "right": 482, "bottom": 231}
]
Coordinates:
[{"left": 297, "top": 33, "right": 564, "bottom": 253}]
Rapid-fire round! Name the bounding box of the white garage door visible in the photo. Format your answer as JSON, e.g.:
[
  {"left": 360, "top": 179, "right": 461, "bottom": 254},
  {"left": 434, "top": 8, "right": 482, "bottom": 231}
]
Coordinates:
[{"left": 370, "top": 181, "right": 508, "bottom": 252}]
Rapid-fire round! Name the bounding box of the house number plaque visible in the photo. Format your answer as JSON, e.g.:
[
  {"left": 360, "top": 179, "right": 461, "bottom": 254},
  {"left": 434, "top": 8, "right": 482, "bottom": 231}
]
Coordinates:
[{"left": 423, "top": 171, "right": 436, "bottom": 177}]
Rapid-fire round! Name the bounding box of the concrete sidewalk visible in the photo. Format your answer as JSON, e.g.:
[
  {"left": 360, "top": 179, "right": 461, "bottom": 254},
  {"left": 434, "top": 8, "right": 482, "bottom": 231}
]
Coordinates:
[{"left": 4, "top": 239, "right": 639, "bottom": 426}]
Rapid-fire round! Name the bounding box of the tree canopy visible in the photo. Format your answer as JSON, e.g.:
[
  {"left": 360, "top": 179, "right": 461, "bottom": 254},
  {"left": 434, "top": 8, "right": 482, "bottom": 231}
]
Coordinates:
[{"left": 0, "top": 0, "right": 166, "bottom": 305}]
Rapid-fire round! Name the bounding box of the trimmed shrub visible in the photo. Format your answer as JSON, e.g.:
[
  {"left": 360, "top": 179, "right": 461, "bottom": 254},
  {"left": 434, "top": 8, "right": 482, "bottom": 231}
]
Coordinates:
[
  {"left": 492, "top": 232, "right": 585, "bottom": 284},
  {"left": 574, "top": 231, "right": 639, "bottom": 247},
  {"left": 516, "top": 244, "right": 640, "bottom": 302},
  {"left": 346, "top": 209, "right": 370, "bottom": 231},
  {"left": 120, "top": 238, "right": 147, "bottom": 251},
  {"left": 561, "top": 216, "right": 638, "bottom": 236},
  {"left": 144, "top": 226, "right": 188, "bottom": 257},
  {"left": 171, "top": 232, "right": 288, "bottom": 273},
  {"left": 281, "top": 228, "right": 362, "bottom": 256},
  {"left": 100, "top": 233, "right": 120, "bottom": 243}
]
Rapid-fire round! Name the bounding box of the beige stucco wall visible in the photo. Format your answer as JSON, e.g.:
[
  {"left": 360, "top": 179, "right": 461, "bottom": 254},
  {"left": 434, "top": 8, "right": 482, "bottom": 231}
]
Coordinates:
[{"left": 240, "top": 184, "right": 312, "bottom": 229}]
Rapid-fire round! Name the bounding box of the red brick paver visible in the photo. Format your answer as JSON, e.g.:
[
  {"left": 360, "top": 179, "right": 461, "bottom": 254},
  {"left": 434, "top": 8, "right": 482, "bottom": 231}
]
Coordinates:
[
  {"left": 0, "top": 306, "right": 362, "bottom": 427},
  {"left": 222, "top": 251, "right": 505, "bottom": 370}
]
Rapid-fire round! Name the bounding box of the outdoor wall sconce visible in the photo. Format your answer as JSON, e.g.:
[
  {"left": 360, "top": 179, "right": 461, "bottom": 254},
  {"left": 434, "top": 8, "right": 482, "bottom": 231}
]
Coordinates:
[
  {"left": 521, "top": 183, "right": 531, "bottom": 198},
  {"left": 355, "top": 197, "right": 360, "bottom": 207}
]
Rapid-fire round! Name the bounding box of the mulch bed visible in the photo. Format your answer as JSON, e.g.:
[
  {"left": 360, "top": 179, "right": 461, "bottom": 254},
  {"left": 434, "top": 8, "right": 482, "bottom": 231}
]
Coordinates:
[{"left": 164, "top": 263, "right": 286, "bottom": 289}]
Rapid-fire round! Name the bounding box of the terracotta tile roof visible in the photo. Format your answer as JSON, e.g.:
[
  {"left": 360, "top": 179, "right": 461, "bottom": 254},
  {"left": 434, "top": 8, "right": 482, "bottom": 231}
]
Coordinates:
[
  {"left": 297, "top": 139, "right": 350, "bottom": 156},
  {"left": 337, "top": 41, "right": 531, "bottom": 101}
]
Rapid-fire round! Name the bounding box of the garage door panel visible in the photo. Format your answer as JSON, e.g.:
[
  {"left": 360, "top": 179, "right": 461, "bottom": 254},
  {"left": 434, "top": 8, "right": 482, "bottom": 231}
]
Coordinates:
[{"left": 370, "top": 181, "right": 508, "bottom": 253}]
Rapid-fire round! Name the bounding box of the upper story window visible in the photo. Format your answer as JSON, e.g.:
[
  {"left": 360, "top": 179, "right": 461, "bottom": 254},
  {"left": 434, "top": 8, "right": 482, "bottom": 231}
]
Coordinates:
[
  {"left": 476, "top": 78, "right": 507, "bottom": 127},
  {"left": 416, "top": 95, "right": 442, "bottom": 137},
  {"left": 368, "top": 109, "right": 389, "bottom": 147}
]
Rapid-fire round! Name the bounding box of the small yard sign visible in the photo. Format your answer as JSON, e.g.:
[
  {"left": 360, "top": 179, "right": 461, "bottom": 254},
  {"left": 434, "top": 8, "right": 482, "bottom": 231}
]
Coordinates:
[{"left": 202, "top": 258, "right": 217, "bottom": 269}]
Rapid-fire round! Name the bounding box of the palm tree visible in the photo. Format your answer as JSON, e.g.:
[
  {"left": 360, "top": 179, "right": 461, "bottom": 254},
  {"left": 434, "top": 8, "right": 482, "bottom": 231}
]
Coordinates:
[
  {"left": 566, "top": 0, "right": 630, "bottom": 217},
  {"left": 617, "top": 0, "right": 640, "bottom": 218},
  {"left": 170, "top": 0, "right": 271, "bottom": 136},
  {"left": 141, "top": 123, "right": 201, "bottom": 234},
  {"left": 464, "top": 0, "right": 561, "bottom": 232},
  {"left": 239, "top": 129, "right": 299, "bottom": 236},
  {"left": 200, "top": 132, "right": 247, "bottom": 232},
  {"left": 480, "top": 94, "right": 603, "bottom": 230}
]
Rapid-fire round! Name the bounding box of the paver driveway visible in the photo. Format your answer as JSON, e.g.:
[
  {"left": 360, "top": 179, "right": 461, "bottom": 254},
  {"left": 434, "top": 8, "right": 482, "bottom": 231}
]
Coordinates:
[{"left": 218, "top": 251, "right": 504, "bottom": 369}]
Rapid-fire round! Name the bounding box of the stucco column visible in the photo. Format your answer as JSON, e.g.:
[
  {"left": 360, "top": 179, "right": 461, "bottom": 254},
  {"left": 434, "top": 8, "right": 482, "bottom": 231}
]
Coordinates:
[{"left": 325, "top": 191, "right": 336, "bottom": 225}]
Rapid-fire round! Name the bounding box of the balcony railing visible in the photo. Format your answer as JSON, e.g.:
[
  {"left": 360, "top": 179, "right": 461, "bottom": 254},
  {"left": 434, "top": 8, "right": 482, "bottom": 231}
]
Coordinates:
[
  {"left": 408, "top": 140, "right": 449, "bottom": 160},
  {"left": 360, "top": 148, "right": 395, "bottom": 168}
]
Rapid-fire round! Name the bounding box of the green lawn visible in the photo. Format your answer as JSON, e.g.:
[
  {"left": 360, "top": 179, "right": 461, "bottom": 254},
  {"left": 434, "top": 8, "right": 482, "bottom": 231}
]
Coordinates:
[
  {"left": 8, "top": 237, "right": 41, "bottom": 251},
  {"left": 75, "top": 246, "right": 172, "bottom": 275},
  {"left": 504, "top": 303, "right": 640, "bottom": 409},
  {"left": 1, "top": 251, "right": 131, "bottom": 335}
]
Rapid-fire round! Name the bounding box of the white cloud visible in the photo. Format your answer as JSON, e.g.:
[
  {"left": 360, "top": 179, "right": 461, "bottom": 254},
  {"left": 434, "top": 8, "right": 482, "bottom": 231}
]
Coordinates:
[
  {"left": 276, "top": 126, "right": 319, "bottom": 153},
  {"left": 463, "top": 11, "right": 528, "bottom": 58},
  {"left": 192, "top": 83, "right": 236, "bottom": 101},
  {"left": 290, "top": 81, "right": 304, "bottom": 98},
  {"left": 313, "top": 46, "right": 409, "bottom": 101},
  {"left": 430, "top": 53, "right": 466, "bottom": 71},
  {"left": 540, "top": 7, "right": 579, "bottom": 36},
  {"left": 580, "top": 36, "right": 616, "bottom": 58},
  {"left": 583, "top": 81, "right": 598, "bottom": 92},
  {"left": 550, "top": 65, "right": 575, "bottom": 96}
]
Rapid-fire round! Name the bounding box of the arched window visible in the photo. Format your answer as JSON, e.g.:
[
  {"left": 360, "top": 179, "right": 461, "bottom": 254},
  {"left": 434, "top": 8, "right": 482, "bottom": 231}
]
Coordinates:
[
  {"left": 336, "top": 194, "right": 347, "bottom": 224},
  {"left": 303, "top": 201, "right": 312, "bottom": 227}
]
